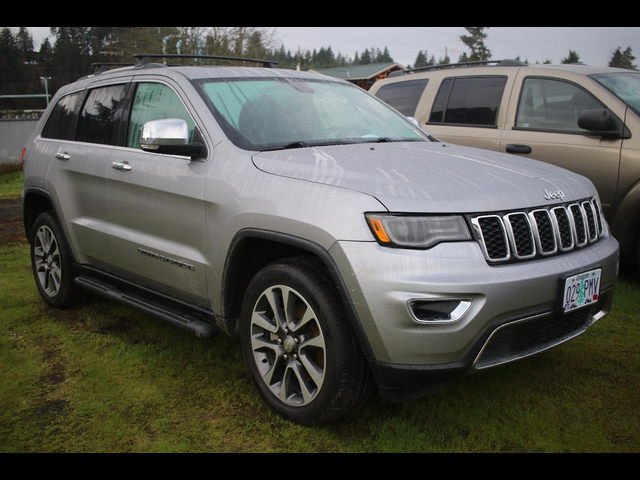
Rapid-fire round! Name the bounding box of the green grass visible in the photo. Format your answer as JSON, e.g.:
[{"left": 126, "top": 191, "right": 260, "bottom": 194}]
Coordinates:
[
  {"left": 1, "top": 178, "right": 639, "bottom": 452},
  {"left": 0, "top": 166, "right": 23, "bottom": 199}
]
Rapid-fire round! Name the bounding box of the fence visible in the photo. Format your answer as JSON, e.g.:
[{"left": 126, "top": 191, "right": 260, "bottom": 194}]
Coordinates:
[{"left": 0, "top": 118, "right": 41, "bottom": 164}]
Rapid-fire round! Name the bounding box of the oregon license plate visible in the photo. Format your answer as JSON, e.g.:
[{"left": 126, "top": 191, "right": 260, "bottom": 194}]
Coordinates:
[{"left": 562, "top": 269, "right": 602, "bottom": 314}]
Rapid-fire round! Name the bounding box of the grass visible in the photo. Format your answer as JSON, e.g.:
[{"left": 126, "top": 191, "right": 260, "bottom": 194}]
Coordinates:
[
  {"left": 0, "top": 165, "right": 23, "bottom": 199},
  {"left": 1, "top": 170, "right": 639, "bottom": 453}
]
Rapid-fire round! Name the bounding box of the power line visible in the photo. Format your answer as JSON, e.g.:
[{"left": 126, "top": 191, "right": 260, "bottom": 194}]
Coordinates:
[{"left": 401, "top": 27, "right": 640, "bottom": 46}]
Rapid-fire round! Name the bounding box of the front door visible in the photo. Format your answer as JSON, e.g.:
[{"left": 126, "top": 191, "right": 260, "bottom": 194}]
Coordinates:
[
  {"left": 501, "top": 75, "right": 623, "bottom": 213},
  {"left": 107, "top": 80, "right": 211, "bottom": 306}
]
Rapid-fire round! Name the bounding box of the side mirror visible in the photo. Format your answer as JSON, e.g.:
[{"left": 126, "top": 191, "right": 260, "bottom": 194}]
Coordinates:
[
  {"left": 578, "top": 109, "right": 630, "bottom": 140},
  {"left": 140, "top": 119, "right": 205, "bottom": 158}
]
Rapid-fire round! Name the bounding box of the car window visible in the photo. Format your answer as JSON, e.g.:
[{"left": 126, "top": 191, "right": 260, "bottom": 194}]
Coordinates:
[
  {"left": 41, "top": 91, "right": 85, "bottom": 141},
  {"left": 374, "top": 79, "right": 429, "bottom": 116},
  {"left": 594, "top": 73, "right": 640, "bottom": 116},
  {"left": 429, "top": 77, "right": 507, "bottom": 126},
  {"left": 197, "top": 78, "right": 428, "bottom": 151},
  {"left": 76, "top": 84, "right": 128, "bottom": 146},
  {"left": 127, "top": 83, "right": 196, "bottom": 150},
  {"left": 516, "top": 78, "right": 603, "bottom": 133}
]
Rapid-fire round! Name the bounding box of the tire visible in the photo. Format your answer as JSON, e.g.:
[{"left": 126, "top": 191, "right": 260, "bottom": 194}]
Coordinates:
[
  {"left": 240, "top": 258, "right": 371, "bottom": 425},
  {"left": 30, "top": 212, "right": 82, "bottom": 309}
]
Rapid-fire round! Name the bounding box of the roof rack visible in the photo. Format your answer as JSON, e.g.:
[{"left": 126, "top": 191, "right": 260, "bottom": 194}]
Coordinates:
[
  {"left": 92, "top": 63, "right": 136, "bottom": 74},
  {"left": 388, "top": 59, "right": 528, "bottom": 78},
  {"left": 132, "top": 54, "right": 278, "bottom": 69}
]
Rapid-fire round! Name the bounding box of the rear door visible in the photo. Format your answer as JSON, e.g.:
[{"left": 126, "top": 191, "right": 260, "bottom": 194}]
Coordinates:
[
  {"left": 43, "top": 81, "right": 130, "bottom": 267},
  {"left": 107, "top": 78, "right": 211, "bottom": 306},
  {"left": 420, "top": 75, "right": 513, "bottom": 152},
  {"left": 500, "top": 73, "right": 624, "bottom": 213}
]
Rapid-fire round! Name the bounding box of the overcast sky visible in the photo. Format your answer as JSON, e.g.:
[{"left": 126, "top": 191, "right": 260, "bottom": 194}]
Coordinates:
[{"left": 25, "top": 27, "right": 640, "bottom": 67}]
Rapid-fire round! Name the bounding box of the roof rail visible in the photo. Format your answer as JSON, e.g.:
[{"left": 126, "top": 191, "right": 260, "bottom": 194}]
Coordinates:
[
  {"left": 388, "top": 59, "right": 528, "bottom": 78},
  {"left": 92, "top": 63, "right": 135, "bottom": 75},
  {"left": 132, "top": 54, "right": 278, "bottom": 69}
]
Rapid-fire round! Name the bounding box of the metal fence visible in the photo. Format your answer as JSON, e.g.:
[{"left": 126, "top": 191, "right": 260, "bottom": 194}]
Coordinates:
[{"left": 0, "top": 118, "right": 41, "bottom": 164}]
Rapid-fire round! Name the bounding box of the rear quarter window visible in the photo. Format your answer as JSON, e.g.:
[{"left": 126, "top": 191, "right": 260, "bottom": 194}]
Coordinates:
[
  {"left": 41, "top": 91, "right": 85, "bottom": 141},
  {"left": 428, "top": 76, "right": 507, "bottom": 127},
  {"left": 374, "top": 79, "right": 429, "bottom": 116}
]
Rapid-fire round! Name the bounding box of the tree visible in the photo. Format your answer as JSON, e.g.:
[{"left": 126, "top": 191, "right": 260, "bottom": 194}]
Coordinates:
[
  {"left": 561, "top": 50, "right": 582, "bottom": 64},
  {"left": 610, "top": 46, "right": 638, "bottom": 70},
  {"left": 361, "top": 48, "right": 372, "bottom": 65},
  {"left": 414, "top": 50, "right": 435, "bottom": 69},
  {"left": 460, "top": 27, "right": 491, "bottom": 62}
]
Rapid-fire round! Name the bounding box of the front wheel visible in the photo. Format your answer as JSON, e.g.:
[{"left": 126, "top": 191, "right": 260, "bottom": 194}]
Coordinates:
[{"left": 240, "top": 258, "right": 371, "bottom": 425}]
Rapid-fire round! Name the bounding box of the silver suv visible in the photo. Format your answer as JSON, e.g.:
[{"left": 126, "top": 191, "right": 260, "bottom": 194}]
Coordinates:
[{"left": 22, "top": 55, "right": 620, "bottom": 425}]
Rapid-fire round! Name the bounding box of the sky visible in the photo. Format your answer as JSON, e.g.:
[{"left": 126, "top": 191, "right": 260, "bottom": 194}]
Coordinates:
[{"left": 24, "top": 27, "right": 640, "bottom": 67}]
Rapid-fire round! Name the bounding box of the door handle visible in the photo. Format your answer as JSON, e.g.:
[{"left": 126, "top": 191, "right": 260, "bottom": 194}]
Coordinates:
[
  {"left": 112, "top": 162, "right": 132, "bottom": 172},
  {"left": 55, "top": 153, "right": 71, "bottom": 161},
  {"left": 506, "top": 144, "right": 533, "bottom": 155}
]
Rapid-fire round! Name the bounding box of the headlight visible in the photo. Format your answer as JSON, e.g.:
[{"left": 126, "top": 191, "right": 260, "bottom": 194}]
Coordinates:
[{"left": 366, "top": 214, "right": 472, "bottom": 249}]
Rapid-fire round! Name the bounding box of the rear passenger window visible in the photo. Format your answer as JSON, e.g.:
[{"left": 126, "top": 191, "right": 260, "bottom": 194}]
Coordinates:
[
  {"left": 41, "top": 92, "right": 84, "bottom": 141},
  {"left": 76, "top": 84, "right": 129, "bottom": 146},
  {"left": 375, "top": 80, "right": 429, "bottom": 116},
  {"left": 127, "top": 83, "right": 196, "bottom": 150},
  {"left": 516, "top": 78, "right": 603, "bottom": 133},
  {"left": 429, "top": 77, "right": 507, "bottom": 127}
]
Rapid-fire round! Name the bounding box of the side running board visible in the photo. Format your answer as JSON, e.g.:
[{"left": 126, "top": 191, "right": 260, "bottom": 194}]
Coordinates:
[{"left": 74, "top": 276, "right": 219, "bottom": 339}]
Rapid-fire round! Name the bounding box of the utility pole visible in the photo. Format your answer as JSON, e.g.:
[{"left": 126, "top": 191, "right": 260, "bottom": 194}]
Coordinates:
[{"left": 40, "top": 77, "right": 52, "bottom": 106}]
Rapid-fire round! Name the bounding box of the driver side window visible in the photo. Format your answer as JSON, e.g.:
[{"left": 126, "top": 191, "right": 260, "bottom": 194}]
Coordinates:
[
  {"left": 516, "top": 78, "right": 603, "bottom": 133},
  {"left": 127, "top": 83, "right": 196, "bottom": 149}
]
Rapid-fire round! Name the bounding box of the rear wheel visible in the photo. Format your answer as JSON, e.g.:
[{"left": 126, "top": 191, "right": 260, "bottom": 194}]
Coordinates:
[
  {"left": 30, "top": 212, "right": 82, "bottom": 309},
  {"left": 240, "top": 258, "right": 371, "bottom": 425}
]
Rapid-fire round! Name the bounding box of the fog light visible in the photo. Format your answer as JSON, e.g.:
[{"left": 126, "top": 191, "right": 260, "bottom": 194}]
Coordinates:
[{"left": 408, "top": 299, "right": 473, "bottom": 324}]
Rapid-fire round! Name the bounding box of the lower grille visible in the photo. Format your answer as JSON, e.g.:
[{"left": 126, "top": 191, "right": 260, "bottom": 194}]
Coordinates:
[{"left": 476, "top": 306, "right": 596, "bottom": 369}]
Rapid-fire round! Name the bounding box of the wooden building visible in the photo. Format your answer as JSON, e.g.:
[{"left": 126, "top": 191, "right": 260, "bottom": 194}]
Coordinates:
[{"left": 310, "top": 62, "right": 405, "bottom": 90}]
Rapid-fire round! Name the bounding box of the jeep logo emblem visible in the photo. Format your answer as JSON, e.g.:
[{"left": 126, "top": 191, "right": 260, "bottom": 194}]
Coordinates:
[{"left": 544, "top": 190, "right": 565, "bottom": 201}]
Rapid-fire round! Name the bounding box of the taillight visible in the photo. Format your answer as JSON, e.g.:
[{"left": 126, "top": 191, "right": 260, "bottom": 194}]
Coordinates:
[{"left": 21, "top": 148, "right": 26, "bottom": 165}]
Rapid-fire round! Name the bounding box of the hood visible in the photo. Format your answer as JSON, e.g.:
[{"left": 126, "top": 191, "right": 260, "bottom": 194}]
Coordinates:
[{"left": 252, "top": 142, "right": 597, "bottom": 214}]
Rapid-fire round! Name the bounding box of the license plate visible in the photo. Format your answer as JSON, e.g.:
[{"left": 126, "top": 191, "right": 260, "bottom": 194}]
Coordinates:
[{"left": 562, "top": 269, "right": 602, "bottom": 314}]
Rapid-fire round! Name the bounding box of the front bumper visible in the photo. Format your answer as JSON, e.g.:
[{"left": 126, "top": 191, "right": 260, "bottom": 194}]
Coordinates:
[{"left": 329, "top": 232, "right": 619, "bottom": 401}]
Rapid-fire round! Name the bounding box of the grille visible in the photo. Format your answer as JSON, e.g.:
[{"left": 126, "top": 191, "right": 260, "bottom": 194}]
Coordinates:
[
  {"left": 476, "top": 306, "right": 596, "bottom": 369},
  {"left": 471, "top": 198, "right": 604, "bottom": 264}
]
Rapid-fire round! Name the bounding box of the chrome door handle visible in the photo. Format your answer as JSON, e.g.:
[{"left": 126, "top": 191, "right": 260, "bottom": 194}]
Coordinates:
[
  {"left": 112, "top": 162, "right": 132, "bottom": 172},
  {"left": 55, "top": 153, "right": 71, "bottom": 161}
]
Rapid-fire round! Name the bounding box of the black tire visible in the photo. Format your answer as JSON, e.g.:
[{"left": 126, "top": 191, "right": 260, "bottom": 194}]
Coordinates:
[
  {"left": 240, "top": 258, "right": 371, "bottom": 425},
  {"left": 30, "top": 212, "right": 82, "bottom": 309}
]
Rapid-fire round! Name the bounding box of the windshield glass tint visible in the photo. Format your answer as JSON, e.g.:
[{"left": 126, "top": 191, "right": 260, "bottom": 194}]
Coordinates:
[
  {"left": 595, "top": 73, "right": 640, "bottom": 115},
  {"left": 197, "top": 78, "right": 428, "bottom": 151}
]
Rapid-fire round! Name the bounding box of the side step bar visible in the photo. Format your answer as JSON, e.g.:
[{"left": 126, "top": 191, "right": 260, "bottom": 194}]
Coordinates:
[{"left": 74, "top": 276, "right": 219, "bottom": 339}]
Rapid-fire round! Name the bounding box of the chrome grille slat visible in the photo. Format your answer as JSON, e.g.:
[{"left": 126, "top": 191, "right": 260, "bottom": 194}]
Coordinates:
[{"left": 472, "top": 197, "right": 604, "bottom": 264}]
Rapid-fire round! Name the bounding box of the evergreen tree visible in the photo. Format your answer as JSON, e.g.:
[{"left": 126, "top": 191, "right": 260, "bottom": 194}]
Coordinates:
[
  {"left": 361, "top": 49, "right": 372, "bottom": 65},
  {"left": 414, "top": 51, "right": 435, "bottom": 69},
  {"left": 561, "top": 50, "right": 582, "bottom": 64},
  {"left": 610, "top": 47, "right": 638, "bottom": 70},
  {"left": 460, "top": 27, "right": 491, "bottom": 62}
]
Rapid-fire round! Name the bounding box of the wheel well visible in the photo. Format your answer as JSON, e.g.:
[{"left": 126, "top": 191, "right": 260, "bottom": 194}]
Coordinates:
[
  {"left": 23, "top": 191, "right": 55, "bottom": 242},
  {"left": 223, "top": 236, "right": 324, "bottom": 322}
]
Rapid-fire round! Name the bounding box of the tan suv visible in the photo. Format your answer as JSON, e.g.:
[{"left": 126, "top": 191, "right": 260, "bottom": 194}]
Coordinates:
[{"left": 370, "top": 60, "right": 640, "bottom": 270}]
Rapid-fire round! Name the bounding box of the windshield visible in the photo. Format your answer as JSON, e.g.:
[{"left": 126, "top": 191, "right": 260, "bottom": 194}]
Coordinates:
[
  {"left": 195, "top": 78, "right": 429, "bottom": 151},
  {"left": 594, "top": 73, "right": 640, "bottom": 115}
]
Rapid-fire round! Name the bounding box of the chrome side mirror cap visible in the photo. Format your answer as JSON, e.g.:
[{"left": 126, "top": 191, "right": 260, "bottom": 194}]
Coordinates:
[{"left": 140, "top": 119, "right": 206, "bottom": 158}]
